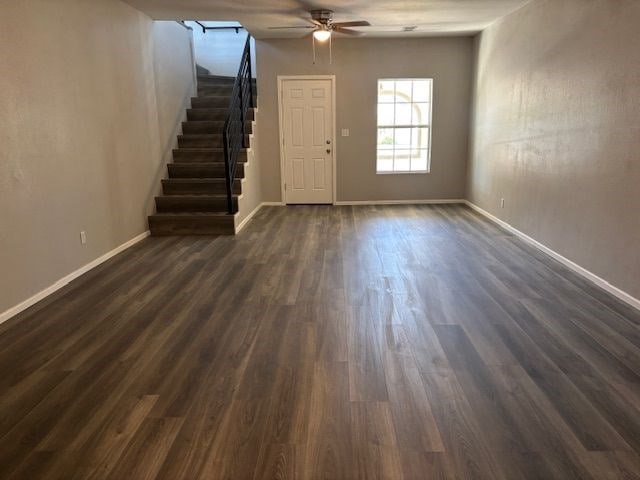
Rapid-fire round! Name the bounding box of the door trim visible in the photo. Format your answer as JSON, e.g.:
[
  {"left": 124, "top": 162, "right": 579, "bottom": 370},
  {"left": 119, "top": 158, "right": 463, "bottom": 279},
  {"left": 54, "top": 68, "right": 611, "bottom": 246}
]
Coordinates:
[{"left": 277, "top": 75, "right": 336, "bottom": 205}]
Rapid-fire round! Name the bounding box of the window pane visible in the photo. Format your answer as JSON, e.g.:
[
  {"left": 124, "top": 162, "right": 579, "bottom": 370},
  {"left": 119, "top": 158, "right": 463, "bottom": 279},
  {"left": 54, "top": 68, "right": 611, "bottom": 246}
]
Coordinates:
[
  {"left": 412, "top": 127, "right": 429, "bottom": 149},
  {"left": 377, "top": 156, "right": 394, "bottom": 172},
  {"left": 378, "top": 80, "right": 395, "bottom": 103},
  {"left": 395, "top": 81, "right": 412, "bottom": 102},
  {"left": 377, "top": 103, "right": 394, "bottom": 126},
  {"left": 411, "top": 149, "right": 429, "bottom": 171},
  {"left": 412, "top": 80, "right": 431, "bottom": 102},
  {"left": 394, "top": 128, "right": 410, "bottom": 148},
  {"left": 395, "top": 103, "right": 412, "bottom": 125},
  {"left": 412, "top": 103, "right": 430, "bottom": 125},
  {"left": 394, "top": 151, "right": 411, "bottom": 171},
  {"left": 377, "top": 128, "right": 394, "bottom": 149}
]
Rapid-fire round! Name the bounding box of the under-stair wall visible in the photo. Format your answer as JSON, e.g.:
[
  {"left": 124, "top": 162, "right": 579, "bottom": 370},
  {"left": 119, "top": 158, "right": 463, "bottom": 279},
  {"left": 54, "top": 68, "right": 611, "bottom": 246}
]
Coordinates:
[{"left": 234, "top": 108, "right": 264, "bottom": 232}]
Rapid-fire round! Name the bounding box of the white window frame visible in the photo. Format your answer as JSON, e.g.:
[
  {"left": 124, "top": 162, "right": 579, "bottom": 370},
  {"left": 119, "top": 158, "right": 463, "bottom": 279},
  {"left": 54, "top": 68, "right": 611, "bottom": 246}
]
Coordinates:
[{"left": 376, "top": 78, "right": 433, "bottom": 174}]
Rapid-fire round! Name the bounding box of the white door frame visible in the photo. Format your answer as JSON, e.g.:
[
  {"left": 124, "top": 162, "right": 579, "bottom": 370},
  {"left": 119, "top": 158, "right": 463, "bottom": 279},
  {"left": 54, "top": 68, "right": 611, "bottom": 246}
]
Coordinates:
[{"left": 277, "top": 75, "right": 337, "bottom": 205}]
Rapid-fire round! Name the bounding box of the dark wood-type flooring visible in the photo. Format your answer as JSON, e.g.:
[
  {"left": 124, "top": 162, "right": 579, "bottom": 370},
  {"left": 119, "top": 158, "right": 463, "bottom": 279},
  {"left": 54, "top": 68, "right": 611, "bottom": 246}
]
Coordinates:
[{"left": 1, "top": 204, "right": 640, "bottom": 479}]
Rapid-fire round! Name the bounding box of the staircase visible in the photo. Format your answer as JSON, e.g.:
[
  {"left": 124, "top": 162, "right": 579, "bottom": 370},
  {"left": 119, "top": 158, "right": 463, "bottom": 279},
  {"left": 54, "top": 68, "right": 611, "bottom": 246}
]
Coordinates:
[{"left": 148, "top": 74, "right": 256, "bottom": 235}]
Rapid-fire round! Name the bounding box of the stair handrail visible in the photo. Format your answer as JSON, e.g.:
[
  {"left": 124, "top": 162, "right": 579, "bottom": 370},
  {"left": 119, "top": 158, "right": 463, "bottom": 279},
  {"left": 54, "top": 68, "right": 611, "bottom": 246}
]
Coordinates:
[{"left": 222, "top": 34, "right": 254, "bottom": 214}]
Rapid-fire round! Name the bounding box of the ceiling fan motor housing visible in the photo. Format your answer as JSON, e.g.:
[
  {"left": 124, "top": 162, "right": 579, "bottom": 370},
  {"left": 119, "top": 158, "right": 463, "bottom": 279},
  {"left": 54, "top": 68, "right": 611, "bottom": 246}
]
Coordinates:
[{"left": 310, "top": 9, "right": 334, "bottom": 25}]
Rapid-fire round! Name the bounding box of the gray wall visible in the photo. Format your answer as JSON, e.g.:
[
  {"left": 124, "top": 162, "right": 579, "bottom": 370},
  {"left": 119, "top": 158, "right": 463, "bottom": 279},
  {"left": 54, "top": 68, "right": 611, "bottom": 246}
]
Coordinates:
[
  {"left": 255, "top": 37, "right": 473, "bottom": 202},
  {"left": 0, "top": 1, "right": 195, "bottom": 315},
  {"left": 468, "top": 0, "right": 640, "bottom": 299}
]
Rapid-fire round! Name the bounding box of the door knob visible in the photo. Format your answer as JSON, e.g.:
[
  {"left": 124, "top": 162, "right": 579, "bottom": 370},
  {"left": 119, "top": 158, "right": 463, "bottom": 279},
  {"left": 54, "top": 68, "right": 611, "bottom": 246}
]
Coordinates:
[
  {"left": 326, "top": 140, "right": 331, "bottom": 145},
  {"left": 326, "top": 149, "right": 331, "bottom": 154}
]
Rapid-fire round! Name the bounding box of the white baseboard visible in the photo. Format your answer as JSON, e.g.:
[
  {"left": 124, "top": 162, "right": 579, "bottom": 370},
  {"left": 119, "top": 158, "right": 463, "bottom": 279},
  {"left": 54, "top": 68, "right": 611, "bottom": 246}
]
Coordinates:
[
  {"left": 235, "top": 203, "right": 262, "bottom": 233},
  {"left": 0, "top": 231, "right": 150, "bottom": 325},
  {"left": 334, "top": 199, "right": 466, "bottom": 206},
  {"left": 234, "top": 201, "right": 285, "bottom": 234},
  {"left": 465, "top": 201, "right": 640, "bottom": 312}
]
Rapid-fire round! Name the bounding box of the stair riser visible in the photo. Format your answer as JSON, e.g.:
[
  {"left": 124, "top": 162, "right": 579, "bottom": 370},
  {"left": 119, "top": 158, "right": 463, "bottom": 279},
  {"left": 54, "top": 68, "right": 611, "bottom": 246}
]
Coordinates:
[
  {"left": 197, "top": 76, "right": 235, "bottom": 86},
  {"left": 172, "top": 150, "right": 247, "bottom": 163},
  {"left": 176, "top": 139, "right": 222, "bottom": 147},
  {"left": 178, "top": 136, "right": 223, "bottom": 148},
  {"left": 155, "top": 197, "right": 237, "bottom": 213},
  {"left": 167, "top": 164, "right": 244, "bottom": 178},
  {"left": 179, "top": 135, "right": 250, "bottom": 148},
  {"left": 162, "top": 181, "right": 242, "bottom": 195},
  {"left": 195, "top": 86, "right": 234, "bottom": 96},
  {"left": 197, "top": 75, "right": 256, "bottom": 85},
  {"left": 187, "top": 109, "right": 255, "bottom": 122},
  {"left": 197, "top": 81, "right": 235, "bottom": 88},
  {"left": 149, "top": 217, "right": 235, "bottom": 236},
  {"left": 182, "top": 122, "right": 252, "bottom": 135},
  {"left": 192, "top": 96, "right": 231, "bottom": 108},
  {"left": 192, "top": 95, "right": 257, "bottom": 107}
]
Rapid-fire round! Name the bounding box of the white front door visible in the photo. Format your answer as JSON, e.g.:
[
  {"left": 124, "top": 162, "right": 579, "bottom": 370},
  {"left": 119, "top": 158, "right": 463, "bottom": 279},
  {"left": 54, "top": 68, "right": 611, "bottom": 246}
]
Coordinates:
[{"left": 281, "top": 78, "right": 334, "bottom": 204}]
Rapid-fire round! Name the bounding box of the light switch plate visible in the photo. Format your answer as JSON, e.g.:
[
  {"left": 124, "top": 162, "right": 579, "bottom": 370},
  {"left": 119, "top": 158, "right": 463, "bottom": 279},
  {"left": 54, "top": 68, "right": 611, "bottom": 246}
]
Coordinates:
[{"left": 341, "top": 128, "right": 350, "bottom": 137}]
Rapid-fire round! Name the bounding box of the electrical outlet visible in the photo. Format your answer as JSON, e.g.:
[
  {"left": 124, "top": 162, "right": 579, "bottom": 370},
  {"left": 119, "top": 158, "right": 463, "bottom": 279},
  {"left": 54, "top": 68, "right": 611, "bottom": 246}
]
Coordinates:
[
  {"left": 80, "top": 231, "right": 87, "bottom": 245},
  {"left": 500, "top": 198, "right": 505, "bottom": 208},
  {"left": 341, "top": 128, "right": 350, "bottom": 137}
]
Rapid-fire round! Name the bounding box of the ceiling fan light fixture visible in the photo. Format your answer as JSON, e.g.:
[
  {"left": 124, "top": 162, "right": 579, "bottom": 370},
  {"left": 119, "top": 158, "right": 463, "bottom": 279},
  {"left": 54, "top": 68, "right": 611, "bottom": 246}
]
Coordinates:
[{"left": 313, "top": 28, "right": 331, "bottom": 42}]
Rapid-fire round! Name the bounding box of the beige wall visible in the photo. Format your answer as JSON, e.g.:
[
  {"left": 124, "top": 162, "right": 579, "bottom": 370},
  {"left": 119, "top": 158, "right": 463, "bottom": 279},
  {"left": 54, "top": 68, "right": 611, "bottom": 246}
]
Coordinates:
[
  {"left": 468, "top": 0, "right": 640, "bottom": 299},
  {"left": 255, "top": 37, "right": 473, "bottom": 202},
  {"left": 0, "top": 1, "right": 195, "bottom": 315}
]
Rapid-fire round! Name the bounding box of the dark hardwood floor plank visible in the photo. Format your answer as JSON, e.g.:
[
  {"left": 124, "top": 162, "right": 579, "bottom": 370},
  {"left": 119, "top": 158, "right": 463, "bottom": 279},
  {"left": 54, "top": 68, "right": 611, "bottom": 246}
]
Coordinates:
[
  {"left": 105, "top": 416, "right": 183, "bottom": 480},
  {"left": 296, "top": 361, "right": 353, "bottom": 479},
  {"left": 382, "top": 349, "right": 445, "bottom": 454},
  {"left": 350, "top": 401, "right": 403, "bottom": 479}
]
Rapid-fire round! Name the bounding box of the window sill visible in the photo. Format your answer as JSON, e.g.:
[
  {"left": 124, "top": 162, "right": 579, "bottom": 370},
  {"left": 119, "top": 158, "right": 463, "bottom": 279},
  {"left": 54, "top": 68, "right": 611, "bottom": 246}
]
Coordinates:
[{"left": 376, "top": 170, "right": 430, "bottom": 175}]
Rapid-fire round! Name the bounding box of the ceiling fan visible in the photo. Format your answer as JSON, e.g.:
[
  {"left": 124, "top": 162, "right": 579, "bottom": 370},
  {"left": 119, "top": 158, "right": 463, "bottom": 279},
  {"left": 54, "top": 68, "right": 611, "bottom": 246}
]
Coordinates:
[{"left": 269, "top": 9, "right": 371, "bottom": 41}]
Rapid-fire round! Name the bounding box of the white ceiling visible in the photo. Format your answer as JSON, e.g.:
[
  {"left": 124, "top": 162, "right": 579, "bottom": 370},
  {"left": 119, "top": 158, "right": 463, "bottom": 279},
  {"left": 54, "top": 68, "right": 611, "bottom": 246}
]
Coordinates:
[{"left": 124, "top": 0, "right": 533, "bottom": 38}]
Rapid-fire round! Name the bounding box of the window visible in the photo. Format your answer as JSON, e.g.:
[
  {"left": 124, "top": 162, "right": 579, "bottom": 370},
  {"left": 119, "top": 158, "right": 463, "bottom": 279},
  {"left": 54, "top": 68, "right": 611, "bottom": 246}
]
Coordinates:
[{"left": 376, "top": 79, "right": 433, "bottom": 173}]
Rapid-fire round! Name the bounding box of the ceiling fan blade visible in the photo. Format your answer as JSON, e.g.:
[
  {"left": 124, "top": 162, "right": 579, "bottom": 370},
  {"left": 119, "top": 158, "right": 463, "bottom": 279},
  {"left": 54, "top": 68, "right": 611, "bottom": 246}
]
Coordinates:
[
  {"left": 268, "top": 25, "right": 315, "bottom": 29},
  {"left": 333, "top": 26, "right": 365, "bottom": 36},
  {"left": 304, "top": 17, "right": 322, "bottom": 26},
  {"left": 332, "top": 20, "right": 371, "bottom": 28}
]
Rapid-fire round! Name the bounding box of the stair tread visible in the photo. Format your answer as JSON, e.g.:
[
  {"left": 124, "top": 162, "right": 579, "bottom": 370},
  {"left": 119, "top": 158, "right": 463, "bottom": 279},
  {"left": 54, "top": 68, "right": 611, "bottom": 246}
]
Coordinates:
[
  {"left": 169, "top": 162, "right": 228, "bottom": 166},
  {"left": 173, "top": 148, "right": 241, "bottom": 152},
  {"left": 183, "top": 121, "right": 227, "bottom": 124},
  {"left": 191, "top": 96, "right": 231, "bottom": 100},
  {"left": 173, "top": 148, "right": 227, "bottom": 151},
  {"left": 162, "top": 178, "right": 231, "bottom": 182},
  {"left": 181, "top": 120, "right": 249, "bottom": 126},
  {"left": 156, "top": 193, "right": 234, "bottom": 197},
  {"left": 187, "top": 107, "right": 255, "bottom": 111},
  {"left": 150, "top": 212, "right": 234, "bottom": 217},
  {"left": 178, "top": 134, "right": 223, "bottom": 137}
]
